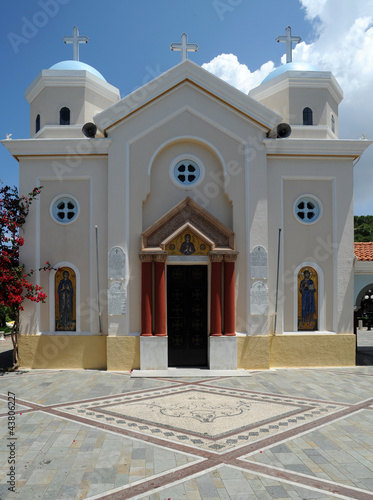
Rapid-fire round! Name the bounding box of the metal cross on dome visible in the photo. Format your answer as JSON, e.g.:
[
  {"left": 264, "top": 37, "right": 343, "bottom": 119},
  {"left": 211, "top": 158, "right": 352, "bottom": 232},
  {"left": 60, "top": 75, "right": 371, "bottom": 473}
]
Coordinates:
[
  {"left": 170, "top": 33, "right": 199, "bottom": 62},
  {"left": 63, "top": 26, "right": 89, "bottom": 61},
  {"left": 276, "top": 26, "right": 301, "bottom": 63}
]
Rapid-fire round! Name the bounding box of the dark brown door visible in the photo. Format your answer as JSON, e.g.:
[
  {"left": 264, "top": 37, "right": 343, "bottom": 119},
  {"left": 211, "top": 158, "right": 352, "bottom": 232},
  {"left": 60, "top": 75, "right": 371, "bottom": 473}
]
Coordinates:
[{"left": 167, "top": 265, "right": 208, "bottom": 367}]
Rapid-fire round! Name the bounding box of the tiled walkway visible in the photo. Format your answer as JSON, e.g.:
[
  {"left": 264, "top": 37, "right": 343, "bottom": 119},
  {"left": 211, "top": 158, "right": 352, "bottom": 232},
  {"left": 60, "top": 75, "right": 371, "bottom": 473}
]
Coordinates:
[{"left": 0, "top": 332, "right": 372, "bottom": 499}]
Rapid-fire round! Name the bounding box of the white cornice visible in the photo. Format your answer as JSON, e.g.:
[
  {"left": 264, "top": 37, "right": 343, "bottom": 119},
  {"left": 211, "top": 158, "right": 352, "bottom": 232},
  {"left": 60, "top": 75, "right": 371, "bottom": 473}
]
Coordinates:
[
  {"left": 355, "top": 260, "right": 373, "bottom": 272},
  {"left": 25, "top": 70, "right": 120, "bottom": 103},
  {"left": 34, "top": 125, "right": 105, "bottom": 139},
  {"left": 290, "top": 125, "right": 337, "bottom": 140},
  {"left": 94, "top": 60, "right": 282, "bottom": 133},
  {"left": 264, "top": 138, "right": 372, "bottom": 159},
  {"left": 1, "top": 138, "right": 111, "bottom": 159},
  {"left": 250, "top": 71, "right": 343, "bottom": 105}
]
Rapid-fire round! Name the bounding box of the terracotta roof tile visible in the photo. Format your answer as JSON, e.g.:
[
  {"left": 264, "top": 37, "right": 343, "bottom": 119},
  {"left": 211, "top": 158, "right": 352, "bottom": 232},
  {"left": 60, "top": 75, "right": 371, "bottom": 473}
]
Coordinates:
[{"left": 354, "top": 242, "right": 373, "bottom": 261}]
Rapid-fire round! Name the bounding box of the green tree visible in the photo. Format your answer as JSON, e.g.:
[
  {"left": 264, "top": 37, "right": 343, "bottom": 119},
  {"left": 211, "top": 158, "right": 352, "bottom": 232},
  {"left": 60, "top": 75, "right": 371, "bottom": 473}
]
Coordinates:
[{"left": 354, "top": 215, "right": 373, "bottom": 242}]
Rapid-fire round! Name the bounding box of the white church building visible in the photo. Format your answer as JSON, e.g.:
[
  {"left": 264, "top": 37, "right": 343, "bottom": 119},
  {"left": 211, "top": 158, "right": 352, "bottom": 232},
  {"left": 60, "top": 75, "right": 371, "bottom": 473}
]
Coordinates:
[{"left": 2, "top": 27, "right": 371, "bottom": 371}]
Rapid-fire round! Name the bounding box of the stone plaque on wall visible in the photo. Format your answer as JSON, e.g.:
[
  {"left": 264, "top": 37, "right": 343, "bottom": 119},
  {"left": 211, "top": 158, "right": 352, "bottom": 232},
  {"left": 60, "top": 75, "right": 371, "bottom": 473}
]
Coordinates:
[
  {"left": 108, "top": 281, "right": 126, "bottom": 315},
  {"left": 251, "top": 246, "right": 268, "bottom": 279},
  {"left": 250, "top": 281, "right": 268, "bottom": 315},
  {"left": 108, "top": 247, "right": 126, "bottom": 280}
]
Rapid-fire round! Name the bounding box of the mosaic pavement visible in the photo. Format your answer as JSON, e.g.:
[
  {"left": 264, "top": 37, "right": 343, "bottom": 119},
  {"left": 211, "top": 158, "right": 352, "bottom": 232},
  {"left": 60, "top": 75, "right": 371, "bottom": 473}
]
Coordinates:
[{"left": 0, "top": 334, "right": 372, "bottom": 499}]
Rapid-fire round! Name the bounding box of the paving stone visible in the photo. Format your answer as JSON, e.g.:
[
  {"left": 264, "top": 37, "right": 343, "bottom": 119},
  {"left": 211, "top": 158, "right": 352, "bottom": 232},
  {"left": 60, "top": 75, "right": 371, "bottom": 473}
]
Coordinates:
[
  {"left": 1, "top": 361, "right": 373, "bottom": 499},
  {"left": 265, "top": 485, "right": 290, "bottom": 498},
  {"left": 195, "top": 473, "right": 219, "bottom": 498}
]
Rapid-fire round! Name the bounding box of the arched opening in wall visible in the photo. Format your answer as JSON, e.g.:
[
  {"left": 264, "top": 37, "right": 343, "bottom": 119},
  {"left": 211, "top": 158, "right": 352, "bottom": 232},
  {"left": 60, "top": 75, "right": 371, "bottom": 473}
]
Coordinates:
[
  {"left": 35, "top": 114, "right": 40, "bottom": 134},
  {"left": 55, "top": 266, "right": 76, "bottom": 331},
  {"left": 303, "top": 107, "right": 313, "bottom": 126},
  {"left": 331, "top": 114, "right": 335, "bottom": 133},
  {"left": 60, "top": 107, "right": 70, "bottom": 125},
  {"left": 356, "top": 284, "right": 373, "bottom": 330},
  {"left": 298, "top": 266, "right": 318, "bottom": 330}
]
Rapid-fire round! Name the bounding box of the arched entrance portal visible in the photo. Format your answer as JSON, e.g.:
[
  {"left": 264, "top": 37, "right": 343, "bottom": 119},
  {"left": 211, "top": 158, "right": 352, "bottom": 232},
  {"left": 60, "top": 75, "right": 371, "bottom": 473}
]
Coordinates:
[{"left": 139, "top": 197, "right": 238, "bottom": 368}]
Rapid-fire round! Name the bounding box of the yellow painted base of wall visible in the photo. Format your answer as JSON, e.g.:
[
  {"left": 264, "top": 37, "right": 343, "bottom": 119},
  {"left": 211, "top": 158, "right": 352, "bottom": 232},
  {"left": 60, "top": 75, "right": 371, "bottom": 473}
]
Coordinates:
[
  {"left": 107, "top": 336, "right": 140, "bottom": 371},
  {"left": 18, "top": 333, "right": 355, "bottom": 370},
  {"left": 237, "top": 336, "right": 270, "bottom": 369},
  {"left": 269, "top": 333, "right": 356, "bottom": 368},
  {"left": 19, "top": 335, "right": 107, "bottom": 370}
]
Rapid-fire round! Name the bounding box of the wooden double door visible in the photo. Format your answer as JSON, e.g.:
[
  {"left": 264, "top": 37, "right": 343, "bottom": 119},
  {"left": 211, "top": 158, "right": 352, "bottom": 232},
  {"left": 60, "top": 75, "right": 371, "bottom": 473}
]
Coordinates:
[{"left": 167, "top": 265, "right": 208, "bottom": 367}]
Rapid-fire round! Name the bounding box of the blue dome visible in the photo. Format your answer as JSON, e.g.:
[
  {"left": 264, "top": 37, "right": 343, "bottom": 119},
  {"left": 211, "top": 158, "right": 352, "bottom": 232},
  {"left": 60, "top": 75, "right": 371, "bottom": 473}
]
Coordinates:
[
  {"left": 262, "top": 62, "right": 320, "bottom": 84},
  {"left": 49, "top": 60, "right": 106, "bottom": 81}
]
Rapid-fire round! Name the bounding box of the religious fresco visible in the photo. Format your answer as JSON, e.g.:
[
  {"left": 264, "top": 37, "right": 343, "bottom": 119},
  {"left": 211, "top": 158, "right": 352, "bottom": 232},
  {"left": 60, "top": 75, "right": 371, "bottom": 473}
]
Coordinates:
[
  {"left": 55, "top": 267, "right": 76, "bottom": 331},
  {"left": 298, "top": 266, "right": 318, "bottom": 331},
  {"left": 166, "top": 230, "right": 210, "bottom": 256}
]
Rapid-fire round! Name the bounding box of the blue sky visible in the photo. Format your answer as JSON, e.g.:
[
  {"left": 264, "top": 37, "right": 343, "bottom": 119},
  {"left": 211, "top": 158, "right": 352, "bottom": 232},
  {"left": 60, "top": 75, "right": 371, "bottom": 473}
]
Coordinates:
[{"left": 2, "top": 0, "right": 373, "bottom": 214}]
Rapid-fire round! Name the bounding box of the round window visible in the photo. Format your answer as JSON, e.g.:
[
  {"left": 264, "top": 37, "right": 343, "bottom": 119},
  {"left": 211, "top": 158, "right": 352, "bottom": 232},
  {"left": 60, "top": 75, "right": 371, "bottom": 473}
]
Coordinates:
[
  {"left": 174, "top": 160, "right": 200, "bottom": 185},
  {"left": 169, "top": 155, "right": 205, "bottom": 189},
  {"left": 51, "top": 195, "right": 79, "bottom": 224},
  {"left": 294, "top": 195, "right": 322, "bottom": 224}
]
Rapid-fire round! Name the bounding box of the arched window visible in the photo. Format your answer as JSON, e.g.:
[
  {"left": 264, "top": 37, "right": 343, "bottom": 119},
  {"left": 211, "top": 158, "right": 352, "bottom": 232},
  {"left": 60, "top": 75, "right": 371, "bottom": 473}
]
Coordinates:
[
  {"left": 298, "top": 266, "right": 318, "bottom": 331},
  {"left": 55, "top": 266, "right": 76, "bottom": 331},
  {"left": 60, "top": 107, "right": 70, "bottom": 125},
  {"left": 35, "top": 114, "right": 40, "bottom": 134},
  {"left": 331, "top": 114, "right": 335, "bottom": 133},
  {"left": 303, "top": 107, "right": 313, "bottom": 126}
]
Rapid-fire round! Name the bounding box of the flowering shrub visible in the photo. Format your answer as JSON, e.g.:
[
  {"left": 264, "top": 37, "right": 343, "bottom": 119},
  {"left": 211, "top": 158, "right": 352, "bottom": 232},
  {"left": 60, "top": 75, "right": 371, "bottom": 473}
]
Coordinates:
[{"left": 0, "top": 182, "right": 52, "bottom": 367}]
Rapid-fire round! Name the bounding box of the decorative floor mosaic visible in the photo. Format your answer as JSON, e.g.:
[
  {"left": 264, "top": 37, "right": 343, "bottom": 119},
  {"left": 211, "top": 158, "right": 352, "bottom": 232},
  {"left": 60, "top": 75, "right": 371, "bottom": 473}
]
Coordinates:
[
  {"left": 60, "top": 385, "right": 342, "bottom": 453},
  {"left": 1, "top": 355, "right": 373, "bottom": 499}
]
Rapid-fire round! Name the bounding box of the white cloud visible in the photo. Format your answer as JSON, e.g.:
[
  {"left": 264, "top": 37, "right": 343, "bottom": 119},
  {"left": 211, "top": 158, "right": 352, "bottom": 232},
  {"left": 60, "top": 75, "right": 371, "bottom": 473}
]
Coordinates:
[
  {"left": 202, "top": 54, "right": 275, "bottom": 94},
  {"left": 202, "top": 0, "right": 373, "bottom": 214}
]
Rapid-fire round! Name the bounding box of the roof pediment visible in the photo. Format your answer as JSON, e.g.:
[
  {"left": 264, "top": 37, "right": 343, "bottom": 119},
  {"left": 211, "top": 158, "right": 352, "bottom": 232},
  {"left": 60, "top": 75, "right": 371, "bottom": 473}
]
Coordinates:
[
  {"left": 142, "top": 197, "right": 235, "bottom": 252},
  {"left": 95, "top": 60, "right": 282, "bottom": 134}
]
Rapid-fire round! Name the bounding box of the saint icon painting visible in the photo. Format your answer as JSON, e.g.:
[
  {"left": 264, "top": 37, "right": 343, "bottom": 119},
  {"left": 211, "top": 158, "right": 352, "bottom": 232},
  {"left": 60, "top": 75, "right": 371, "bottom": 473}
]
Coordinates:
[
  {"left": 298, "top": 267, "right": 318, "bottom": 331},
  {"left": 55, "top": 267, "right": 76, "bottom": 331}
]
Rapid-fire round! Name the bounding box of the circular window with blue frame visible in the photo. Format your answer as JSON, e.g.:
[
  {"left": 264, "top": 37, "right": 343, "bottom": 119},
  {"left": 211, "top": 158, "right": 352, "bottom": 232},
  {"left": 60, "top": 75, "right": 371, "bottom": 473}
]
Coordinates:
[
  {"left": 50, "top": 195, "right": 79, "bottom": 224},
  {"left": 169, "top": 155, "right": 205, "bottom": 189},
  {"left": 294, "top": 195, "right": 322, "bottom": 224}
]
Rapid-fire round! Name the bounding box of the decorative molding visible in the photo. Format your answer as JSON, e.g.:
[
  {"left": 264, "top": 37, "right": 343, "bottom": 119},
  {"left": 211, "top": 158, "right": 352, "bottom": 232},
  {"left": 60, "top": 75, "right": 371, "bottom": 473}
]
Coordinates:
[
  {"left": 250, "top": 70, "right": 343, "bottom": 104},
  {"left": 26, "top": 69, "right": 120, "bottom": 104},
  {"left": 264, "top": 138, "right": 372, "bottom": 160},
  {"left": 94, "top": 60, "right": 282, "bottom": 133},
  {"left": 209, "top": 253, "right": 224, "bottom": 262},
  {"left": 224, "top": 253, "right": 238, "bottom": 262},
  {"left": 139, "top": 254, "right": 154, "bottom": 263},
  {"left": 142, "top": 197, "right": 235, "bottom": 251},
  {"left": 154, "top": 253, "right": 168, "bottom": 263},
  {"left": 1, "top": 138, "right": 111, "bottom": 159}
]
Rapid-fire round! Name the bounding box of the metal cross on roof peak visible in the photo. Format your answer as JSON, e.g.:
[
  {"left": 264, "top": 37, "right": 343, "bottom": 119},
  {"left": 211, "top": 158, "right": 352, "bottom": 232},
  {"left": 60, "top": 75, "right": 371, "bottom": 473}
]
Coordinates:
[
  {"left": 276, "top": 26, "right": 301, "bottom": 63},
  {"left": 170, "top": 33, "right": 198, "bottom": 62},
  {"left": 63, "top": 26, "right": 89, "bottom": 61}
]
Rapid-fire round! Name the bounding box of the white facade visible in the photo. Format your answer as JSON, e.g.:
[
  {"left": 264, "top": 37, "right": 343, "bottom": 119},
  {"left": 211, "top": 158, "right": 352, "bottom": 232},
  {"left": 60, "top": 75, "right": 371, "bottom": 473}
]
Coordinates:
[{"left": 2, "top": 56, "right": 371, "bottom": 370}]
